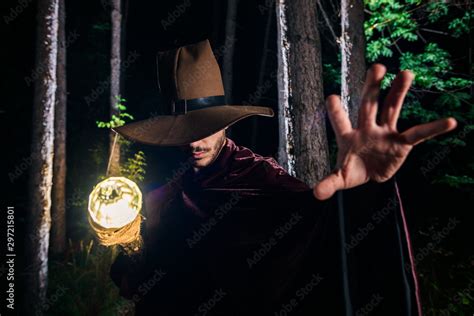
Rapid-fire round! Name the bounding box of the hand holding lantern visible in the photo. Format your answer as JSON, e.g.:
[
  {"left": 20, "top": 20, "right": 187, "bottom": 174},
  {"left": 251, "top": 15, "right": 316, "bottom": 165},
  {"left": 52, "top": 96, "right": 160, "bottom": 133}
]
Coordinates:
[{"left": 88, "top": 176, "right": 144, "bottom": 254}]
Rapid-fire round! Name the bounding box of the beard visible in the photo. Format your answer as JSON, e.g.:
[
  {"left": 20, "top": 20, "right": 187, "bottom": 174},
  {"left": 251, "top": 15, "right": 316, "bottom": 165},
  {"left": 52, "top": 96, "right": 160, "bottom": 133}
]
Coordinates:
[
  {"left": 176, "top": 132, "right": 227, "bottom": 172},
  {"left": 190, "top": 132, "right": 226, "bottom": 155}
]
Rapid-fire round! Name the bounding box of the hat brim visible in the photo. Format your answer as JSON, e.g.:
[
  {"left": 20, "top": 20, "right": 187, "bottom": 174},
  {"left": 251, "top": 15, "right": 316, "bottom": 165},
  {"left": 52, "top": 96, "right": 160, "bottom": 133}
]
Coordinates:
[{"left": 112, "top": 105, "right": 274, "bottom": 146}]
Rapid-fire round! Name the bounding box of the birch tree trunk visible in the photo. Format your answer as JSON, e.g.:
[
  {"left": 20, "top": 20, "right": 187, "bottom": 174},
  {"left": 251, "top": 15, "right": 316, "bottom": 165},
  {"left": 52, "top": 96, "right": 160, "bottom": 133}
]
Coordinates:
[
  {"left": 341, "top": 0, "right": 366, "bottom": 127},
  {"left": 51, "top": 0, "right": 66, "bottom": 256},
  {"left": 276, "top": 0, "right": 330, "bottom": 185},
  {"left": 24, "top": 0, "right": 59, "bottom": 313},
  {"left": 340, "top": 4, "right": 368, "bottom": 314},
  {"left": 109, "top": 0, "right": 122, "bottom": 176}
]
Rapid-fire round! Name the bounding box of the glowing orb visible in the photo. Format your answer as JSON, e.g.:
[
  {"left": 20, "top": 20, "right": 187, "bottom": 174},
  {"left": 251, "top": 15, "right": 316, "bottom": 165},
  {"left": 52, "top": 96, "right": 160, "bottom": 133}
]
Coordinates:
[{"left": 88, "top": 177, "right": 142, "bottom": 229}]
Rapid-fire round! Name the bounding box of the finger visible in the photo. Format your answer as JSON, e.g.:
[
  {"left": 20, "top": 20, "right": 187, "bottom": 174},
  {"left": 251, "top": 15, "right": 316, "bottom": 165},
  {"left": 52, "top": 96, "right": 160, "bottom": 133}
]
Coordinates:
[
  {"left": 401, "top": 118, "right": 457, "bottom": 146},
  {"left": 380, "top": 70, "right": 414, "bottom": 129},
  {"left": 358, "top": 64, "right": 386, "bottom": 128},
  {"left": 313, "top": 171, "right": 346, "bottom": 200},
  {"left": 326, "top": 95, "right": 353, "bottom": 140}
]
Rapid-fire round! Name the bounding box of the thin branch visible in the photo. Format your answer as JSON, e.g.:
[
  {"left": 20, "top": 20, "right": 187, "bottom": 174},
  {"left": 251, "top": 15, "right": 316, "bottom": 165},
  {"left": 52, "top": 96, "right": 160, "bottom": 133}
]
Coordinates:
[
  {"left": 328, "top": 0, "right": 339, "bottom": 18},
  {"left": 416, "top": 30, "right": 427, "bottom": 43},
  {"left": 316, "top": 0, "right": 339, "bottom": 45},
  {"left": 366, "top": 3, "right": 430, "bottom": 31},
  {"left": 394, "top": 41, "right": 403, "bottom": 54},
  {"left": 420, "top": 27, "right": 449, "bottom": 36},
  {"left": 387, "top": 25, "right": 404, "bottom": 53}
]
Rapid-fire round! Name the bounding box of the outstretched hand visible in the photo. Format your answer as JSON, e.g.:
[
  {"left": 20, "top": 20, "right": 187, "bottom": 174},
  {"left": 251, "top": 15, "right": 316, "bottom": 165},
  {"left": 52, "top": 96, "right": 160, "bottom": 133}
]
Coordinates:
[{"left": 313, "top": 64, "right": 457, "bottom": 200}]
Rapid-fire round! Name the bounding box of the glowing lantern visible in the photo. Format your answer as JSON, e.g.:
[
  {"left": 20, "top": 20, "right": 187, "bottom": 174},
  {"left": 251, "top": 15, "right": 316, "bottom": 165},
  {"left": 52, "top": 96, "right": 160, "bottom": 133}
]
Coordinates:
[{"left": 88, "top": 177, "right": 142, "bottom": 229}]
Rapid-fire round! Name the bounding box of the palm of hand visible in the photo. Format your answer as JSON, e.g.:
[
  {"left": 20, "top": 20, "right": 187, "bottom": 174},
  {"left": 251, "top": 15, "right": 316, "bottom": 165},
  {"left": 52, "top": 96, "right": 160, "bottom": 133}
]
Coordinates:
[
  {"left": 313, "top": 64, "right": 457, "bottom": 200},
  {"left": 334, "top": 125, "right": 412, "bottom": 186}
]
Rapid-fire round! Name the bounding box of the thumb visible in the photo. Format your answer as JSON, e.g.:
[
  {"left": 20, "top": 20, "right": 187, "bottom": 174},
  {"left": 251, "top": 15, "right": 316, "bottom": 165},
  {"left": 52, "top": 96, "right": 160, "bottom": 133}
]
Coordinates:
[{"left": 313, "top": 171, "right": 345, "bottom": 200}]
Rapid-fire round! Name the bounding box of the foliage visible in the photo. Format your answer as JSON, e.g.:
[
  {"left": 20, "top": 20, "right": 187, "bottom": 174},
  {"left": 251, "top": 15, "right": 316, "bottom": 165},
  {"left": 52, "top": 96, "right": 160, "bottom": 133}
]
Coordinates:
[
  {"left": 121, "top": 150, "right": 147, "bottom": 183},
  {"left": 92, "top": 23, "right": 111, "bottom": 32},
  {"left": 46, "top": 240, "right": 132, "bottom": 315},
  {"left": 96, "top": 96, "right": 134, "bottom": 129},
  {"left": 323, "top": 62, "right": 341, "bottom": 86},
  {"left": 415, "top": 219, "right": 474, "bottom": 316},
  {"left": 362, "top": 2, "right": 474, "bottom": 315},
  {"left": 433, "top": 174, "right": 474, "bottom": 189},
  {"left": 94, "top": 95, "right": 147, "bottom": 183},
  {"left": 448, "top": 11, "right": 474, "bottom": 38}
]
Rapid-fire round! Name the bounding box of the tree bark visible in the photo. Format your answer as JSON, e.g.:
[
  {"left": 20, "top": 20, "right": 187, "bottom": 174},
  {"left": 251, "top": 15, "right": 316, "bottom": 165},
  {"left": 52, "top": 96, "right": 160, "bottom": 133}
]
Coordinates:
[
  {"left": 276, "top": 0, "right": 330, "bottom": 185},
  {"left": 109, "top": 0, "right": 122, "bottom": 176},
  {"left": 223, "top": 0, "right": 238, "bottom": 102},
  {"left": 251, "top": 0, "right": 274, "bottom": 149},
  {"left": 51, "top": 0, "right": 67, "bottom": 256},
  {"left": 341, "top": 0, "right": 366, "bottom": 127},
  {"left": 24, "top": 0, "right": 59, "bottom": 313}
]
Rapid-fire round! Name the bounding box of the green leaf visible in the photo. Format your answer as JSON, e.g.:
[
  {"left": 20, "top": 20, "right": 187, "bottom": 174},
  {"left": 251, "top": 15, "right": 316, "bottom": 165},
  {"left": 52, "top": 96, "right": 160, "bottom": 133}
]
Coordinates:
[
  {"left": 433, "top": 175, "right": 474, "bottom": 188},
  {"left": 426, "top": 2, "right": 449, "bottom": 23},
  {"left": 448, "top": 11, "right": 474, "bottom": 38}
]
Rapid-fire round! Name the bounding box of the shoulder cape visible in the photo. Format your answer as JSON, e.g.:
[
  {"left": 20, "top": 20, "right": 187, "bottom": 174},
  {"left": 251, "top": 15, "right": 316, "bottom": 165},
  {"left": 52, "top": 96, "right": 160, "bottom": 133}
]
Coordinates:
[{"left": 110, "top": 138, "right": 421, "bottom": 316}]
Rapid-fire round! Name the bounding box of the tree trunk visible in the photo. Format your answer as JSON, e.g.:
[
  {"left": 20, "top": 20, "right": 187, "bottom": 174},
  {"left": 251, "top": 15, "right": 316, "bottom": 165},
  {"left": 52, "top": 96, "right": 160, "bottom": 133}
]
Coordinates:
[
  {"left": 223, "top": 0, "right": 238, "bottom": 102},
  {"left": 222, "top": 0, "right": 239, "bottom": 139},
  {"left": 51, "top": 0, "right": 67, "bottom": 256},
  {"left": 341, "top": 0, "right": 365, "bottom": 127},
  {"left": 276, "top": 0, "right": 330, "bottom": 185},
  {"left": 251, "top": 0, "right": 274, "bottom": 149},
  {"left": 24, "top": 0, "right": 59, "bottom": 313},
  {"left": 109, "top": 0, "right": 122, "bottom": 176},
  {"left": 340, "top": 2, "right": 367, "bottom": 310}
]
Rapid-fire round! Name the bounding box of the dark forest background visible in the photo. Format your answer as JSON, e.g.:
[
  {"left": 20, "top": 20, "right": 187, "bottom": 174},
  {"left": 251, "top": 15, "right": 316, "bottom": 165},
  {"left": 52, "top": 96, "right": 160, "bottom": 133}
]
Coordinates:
[{"left": 1, "top": 0, "right": 473, "bottom": 315}]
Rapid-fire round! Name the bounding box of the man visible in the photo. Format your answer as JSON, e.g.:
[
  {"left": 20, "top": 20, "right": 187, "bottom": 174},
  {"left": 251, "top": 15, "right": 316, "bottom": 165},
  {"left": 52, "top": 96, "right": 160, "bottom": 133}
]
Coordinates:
[{"left": 109, "top": 40, "right": 456, "bottom": 315}]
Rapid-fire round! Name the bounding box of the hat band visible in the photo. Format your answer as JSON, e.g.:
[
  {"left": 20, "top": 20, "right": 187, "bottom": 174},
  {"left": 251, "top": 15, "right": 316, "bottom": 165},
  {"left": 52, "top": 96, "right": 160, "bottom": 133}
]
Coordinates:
[{"left": 172, "top": 95, "right": 226, "bottom": 114}]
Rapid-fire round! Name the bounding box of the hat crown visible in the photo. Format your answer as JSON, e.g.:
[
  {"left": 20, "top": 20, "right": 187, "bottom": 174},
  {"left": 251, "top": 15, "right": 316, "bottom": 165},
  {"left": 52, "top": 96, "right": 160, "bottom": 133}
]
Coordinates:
[{"left": 157, "top": 40, "right": 225, "bottom": 110}]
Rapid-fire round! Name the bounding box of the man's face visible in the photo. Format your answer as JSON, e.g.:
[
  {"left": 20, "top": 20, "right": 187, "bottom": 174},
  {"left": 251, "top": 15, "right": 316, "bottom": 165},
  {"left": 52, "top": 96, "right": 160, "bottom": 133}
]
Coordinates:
[{"left": 180, "top": 129, "right": 227, "bottom": 171}]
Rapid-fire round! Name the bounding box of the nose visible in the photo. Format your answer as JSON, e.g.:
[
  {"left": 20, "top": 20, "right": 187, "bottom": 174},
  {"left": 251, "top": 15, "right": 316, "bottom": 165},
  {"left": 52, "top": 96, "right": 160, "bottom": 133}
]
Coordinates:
[
  {"left": 189, "top": 140, "right": 201, "bottom": 147},
  {"left": 188, "top": 140, "right": 203, "bottom": 149}
]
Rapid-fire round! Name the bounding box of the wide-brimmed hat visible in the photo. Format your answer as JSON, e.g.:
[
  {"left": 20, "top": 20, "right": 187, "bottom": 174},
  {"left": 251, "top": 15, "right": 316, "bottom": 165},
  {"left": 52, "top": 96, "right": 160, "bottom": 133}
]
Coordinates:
[{"left": 113, "top": 39, "right": 274, "bottom": 146}]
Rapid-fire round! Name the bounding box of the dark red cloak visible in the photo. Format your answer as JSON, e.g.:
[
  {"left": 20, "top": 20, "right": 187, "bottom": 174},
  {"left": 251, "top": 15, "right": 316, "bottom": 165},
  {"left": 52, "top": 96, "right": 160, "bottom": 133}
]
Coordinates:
[{"left": 110, "top": 138, "right": 420, "bottom": 315}]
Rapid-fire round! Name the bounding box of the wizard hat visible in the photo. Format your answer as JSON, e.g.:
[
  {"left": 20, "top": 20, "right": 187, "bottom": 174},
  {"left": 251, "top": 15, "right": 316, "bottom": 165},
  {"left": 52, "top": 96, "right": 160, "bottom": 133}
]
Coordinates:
[{"left": 113, "top": 39, "right": 274, "bottom": 146}]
